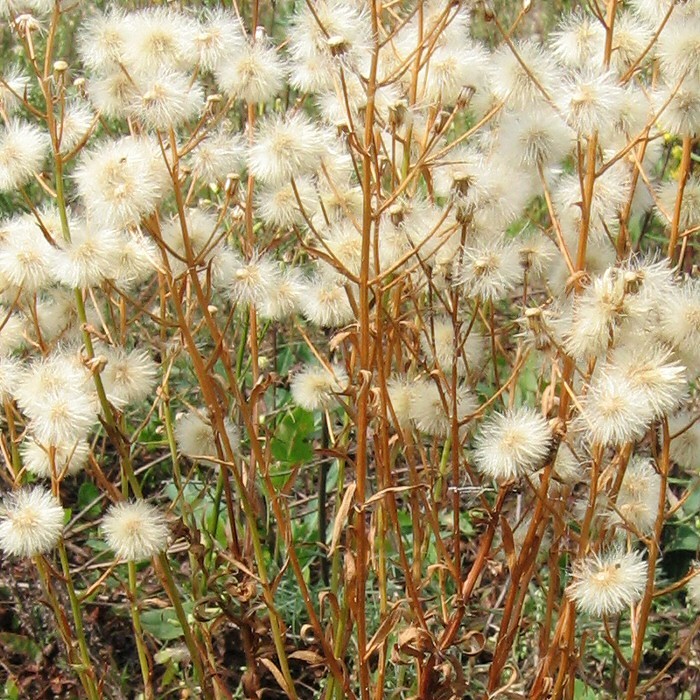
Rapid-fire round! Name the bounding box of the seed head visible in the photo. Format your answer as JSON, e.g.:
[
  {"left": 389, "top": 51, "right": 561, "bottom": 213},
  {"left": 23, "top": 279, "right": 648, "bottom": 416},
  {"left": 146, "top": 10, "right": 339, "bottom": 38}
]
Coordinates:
[
  {"left": 567, "top": 548, "right": 647, "bottom": 617},
  {"left": 102, "top": 500, "right": 169, "bottom": 561},
  {"left": 0, "top": 487, "right": 64, "bottom": 557},
  {"left": 474, "top": 407, "right": 552, "bottom": 481}
]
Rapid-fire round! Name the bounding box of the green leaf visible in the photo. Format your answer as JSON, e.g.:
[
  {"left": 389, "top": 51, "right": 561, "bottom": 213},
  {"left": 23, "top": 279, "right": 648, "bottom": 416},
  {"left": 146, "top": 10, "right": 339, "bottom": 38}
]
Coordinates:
[
  {"left": 666, "top": 523, "right": 700, "bottom": 552},
  {"left": 270, "top": 408, "right": 315, "bottom": 468},
  {"left": 140, "top": 603, "right": 193, "bottom": 641},
  {"left": 2, "top": 678, "right": 20, "bottom": 700},
  {"left": 77, "top": 482, "right": 102, "bottom": 517},
  {"left": 0, "top": 633, "right": 42, "bottom": 663},
  {"left": 573, "top": 680, "right": 598, "bottom": 699}
]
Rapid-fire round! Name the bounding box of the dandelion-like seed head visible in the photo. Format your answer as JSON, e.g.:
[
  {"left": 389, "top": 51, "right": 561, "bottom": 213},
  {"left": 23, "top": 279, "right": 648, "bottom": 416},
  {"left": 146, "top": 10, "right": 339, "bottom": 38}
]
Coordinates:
[
  {"left": 247, "top": 113, "right": 327, "bottom": 185},
  {"left": 290, "top": 363, "right": 348, "bottom": 411},
  {"left": 559, "top": 70, "right": 623, "bottom": 136},
  {"left": 611, "top": 345, "right": 687, "bottom": 419},
  {"left": 567, "top": 549, "right": 647, "bottom": 616},
  {"left": 100, "top": 346, "right": 159, "bottom": 409},
  {"left": 175, "top": 410, "right": 240, "bottom": 465},
  {"left": 550, "top": 10, "right": 605, "bottom": 68},
  {"left": 102, "top": 500, "right": 169, "bottom": 561},
  {"left": 654, "top": 77, "right": 700, "bottom": 138},
  {"left": 0, "top": 120, "right": 48, "bottom": 193},
  {"left": 580, "top": 372, "right": 653, "bottom": 447},
  {"left": 455, "top": 238, "right": 522, "bottom": 302},
  {"left": 215, "top": 39, "right": 285, "bottom": 105},
  {"left": 22, "top": 437, "right": 90, "bottom": 479},
  {"left": 300, "top": 271, "right": 355, "bottom": 327},
  {"left": 386, "top": 375, "right": 416, "bottom": 428},
  {"left": 195, "top": 9, "right": 244, "bottom": 72},
  {"left": 611, "top": 456, "right": 661, "bottom": 534},
  {"left": 474, "top": 407, "right": 552, "bottom": 481},
  {"left": 688, "top": 567, "right": 700, "bottom": 607},
  {"left": 409, "top": 381, "right": 477, "bottom": 438},
  {"left": 667, "top": 411, "right": 700, "bottom": 471},
  {"left": 75, "top": 136, "right": 167, "bottom": 227},
  {"left": 0, "top": 487, "right": 64, "bottom": 557}
]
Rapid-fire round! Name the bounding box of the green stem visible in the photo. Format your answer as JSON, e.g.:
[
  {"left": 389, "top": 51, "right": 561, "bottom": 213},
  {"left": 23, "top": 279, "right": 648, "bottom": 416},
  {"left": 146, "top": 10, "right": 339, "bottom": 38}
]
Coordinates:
[
  {"left": 128, "top": 561, "right": 153, "bottom": 700},
  {"left": 157, "top": 552, "right": 212, "bottom": 698},
  {"left": 57, "top": 542, "right": 100, "bottom": 700}
]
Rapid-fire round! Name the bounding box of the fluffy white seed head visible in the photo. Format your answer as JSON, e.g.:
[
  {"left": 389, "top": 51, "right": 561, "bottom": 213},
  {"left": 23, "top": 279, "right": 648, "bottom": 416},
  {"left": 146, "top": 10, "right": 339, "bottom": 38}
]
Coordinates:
[
  {"left": 161, "top": 207, "right": 221, "bottom": 278},
  {"left": 257, "top": 267, "right": 305, "bottom": 321},
  {"left": 0, "top": 67, "right": 31, "bottom": 115},
  {"left": 667, "top": 411, "right": 700, "bottom": 471},
  {"left": 58, "top": 101, "right": 94, "bottom": 153},
  {"left": 113, "top": 232, "right": 159, "bottom": 288},
  {"left": 75, "top": 136, "right": 168, "bottom": 228},
  {"left": 497, "top": 106, "right": 573, "bottom": 167},
  {"left": 610, "top": 456, "right": 661, "bottom": 534},
  {"left": 417, "top": 42, "right": 490, "bottom": 107},
  {"left": 247, "top": 113, "right": 327, "bottom": 185},
  {"left": 28, "top": 389, "right": 98, "bottom": 446},
  {"left": 87, "top": 70, "right": 140, "bottom": 120},
  {"left": 215, "top": 38, "right": 285, "bottom": 104},
  {"left": 255, "top": 176, "right": 316, "bottom": 229},
  {"left": 16, "top": 353, "right": 98, "bottom": 444},
  {"left": 610, "top": 345, "right": 687, "bottom": 419},
  {"left": 0, "top": 120, "right": 48, "bottom": 192},
  {"left": 299, "top": 272, "right": 355, "bottom": 327},
  {"left": 474, "top": 407, "right": 552, "bottom": 481},
  {"left": 409, "top": 380, "right": 478, "bottom": 438},
  {"left": 657, "top": 280, "right": 700, "bottom": 371},
  {"left": 186, "top": 129, "right": 245, "bottom": 184},
  {"left": 0, "top": 356, "right": 20, "bottom": 399},
  {"left": 53, "top": 221, "right": 122, "bottom": 288},
  {"left": 288, "top": 0, "right": 372, "bottom": 92},
  {"left": 0, "top": 215, "right": 58, "bottom": 292},
  {"left": 128, "top": 70, "right": 205, "bottom": 130},
  {"left": 454, "top": 238, "right": 522, "bottom": 302},
  {"left": 175, "top": 410, "right": 240, "bottom": 465},
  {"left": 491, "top": 40, "right": 560, "bottom": 109},
  {"left": 554, "top": 165, "right": 630, "bottom": 243},
  {"left": 579, "top": 372, "right": 653, "bottom": 446},
  {"left": 102, "top": 500, "right": 169, "bottom": 561},
  {"left": 657, "top": 16, "right": 700, "bottom": 83},
  {"left": 611, "top": 11, "right": 653, "bottom": 73},
  {"left": 120, "top": 8, "right": 199, "bottom": 73},
  {"left": 567, "top": 549, "right": 648, "bottom": 616},
  {"left": 386, "top": 375, "right": 416, "bottom": 428},
  {"left": 656, "top": 175, "right": 700, "bottom": 232},
  {"left": 654, "top": 77, "right": 700, "bottom": 137},
  {"left": 100, "top": 346, "right": 159, "bottom": 409},
  {"left": 559, "top": 70, "right": 624, "bottom": 136},
  {"left": 21, "top": 438, "right": 90, "bottom": 479},
  {"left": 550, "top": 11, "right": 605, "bottom": 68},
  {"left": 226, "top": 250, "right": 280, "bottom": 307},
  {"left": 688, "top": 568, "right": 700, "bottom": 607},
  {"left": 0, "top": 487, "right": 64, "bottom": 557},
  {"left": 195, "top": 9, "right": 244, "bottom": 72},
  {"left": 420, "top": 316, "right": 486, "bottom": 376},
  {"left": 290, "top": 363, "right": 348, "bottom": 411},
  {"left": 77, "top": 9, "right": 129, "bottom": 72}
]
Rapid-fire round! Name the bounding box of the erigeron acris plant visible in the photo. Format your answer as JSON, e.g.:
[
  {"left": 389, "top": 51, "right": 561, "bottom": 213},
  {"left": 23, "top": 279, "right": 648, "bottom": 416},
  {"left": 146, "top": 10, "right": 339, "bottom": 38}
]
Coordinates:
[{"left": 0, "top": 1, "right": 698, "bottom": 698}]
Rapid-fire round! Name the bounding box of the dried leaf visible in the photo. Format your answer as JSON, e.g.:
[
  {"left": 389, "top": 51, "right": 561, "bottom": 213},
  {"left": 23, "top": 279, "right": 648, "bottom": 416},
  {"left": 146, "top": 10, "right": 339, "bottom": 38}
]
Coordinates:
[
  {"left": 329, "top": 482, "right": 356, "bottom": 555},
  {"left": 364, "top": 603, "right": 403, "bottom": 661},
  {"left": 500, "top": 515, "right": 516, "bottom": 573},
  {"left": 259, "top": 658, "right": 291, "bottom": 695},
  {"left": 289, "top": 650, "right": 325, "bottom": 665},
  {"left": 396, "top": 626, "right": 434, "bottom": 658}
]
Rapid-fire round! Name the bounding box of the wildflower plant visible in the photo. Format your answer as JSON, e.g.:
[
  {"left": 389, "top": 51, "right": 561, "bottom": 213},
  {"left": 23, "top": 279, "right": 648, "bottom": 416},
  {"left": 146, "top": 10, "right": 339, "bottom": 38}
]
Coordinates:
[{"left": 0, "top": 1, "right": 698, "bottom": 699}]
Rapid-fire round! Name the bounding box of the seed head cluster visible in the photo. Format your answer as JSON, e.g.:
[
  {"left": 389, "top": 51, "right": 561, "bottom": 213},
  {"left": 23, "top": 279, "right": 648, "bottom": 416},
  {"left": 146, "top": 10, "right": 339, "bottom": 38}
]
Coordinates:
[{"left": 0, "top": 0, "right": 697, "bottom": 693}]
